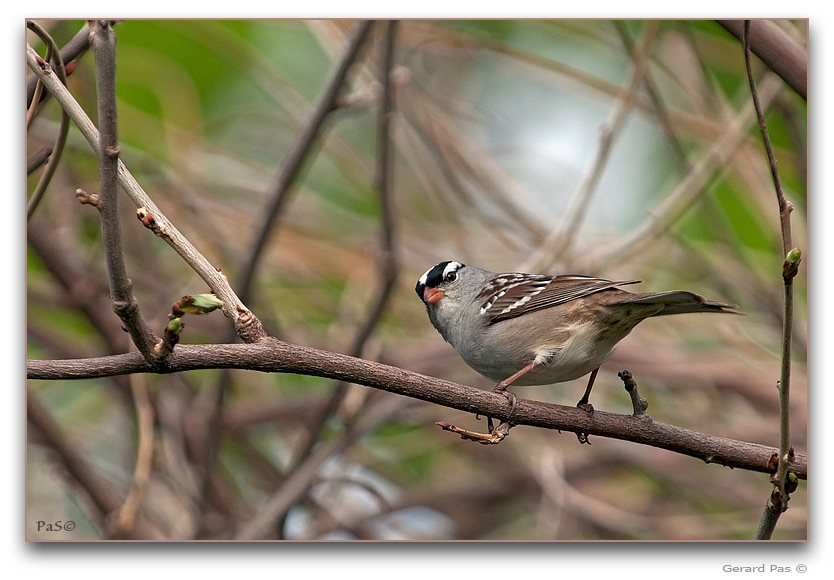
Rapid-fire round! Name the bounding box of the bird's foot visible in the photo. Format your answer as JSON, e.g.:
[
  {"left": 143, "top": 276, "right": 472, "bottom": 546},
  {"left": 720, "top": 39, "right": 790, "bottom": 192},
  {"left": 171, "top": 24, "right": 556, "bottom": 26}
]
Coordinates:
[
  {"left": 436, "top": 421, "right": 511, "bottom": 445},
  {"left": 575, "top": 400, "right": 594, "bottom": 444},
  {"left": 487, "top": 387, "right": 518, "bottom": 432}
]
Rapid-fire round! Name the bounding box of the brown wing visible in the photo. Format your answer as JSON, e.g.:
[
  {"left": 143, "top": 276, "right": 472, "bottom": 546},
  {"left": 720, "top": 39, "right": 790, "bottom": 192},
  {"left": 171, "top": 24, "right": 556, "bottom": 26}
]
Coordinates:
[{"left": 478, "top": 275, "right": 640, "bottom": 324}]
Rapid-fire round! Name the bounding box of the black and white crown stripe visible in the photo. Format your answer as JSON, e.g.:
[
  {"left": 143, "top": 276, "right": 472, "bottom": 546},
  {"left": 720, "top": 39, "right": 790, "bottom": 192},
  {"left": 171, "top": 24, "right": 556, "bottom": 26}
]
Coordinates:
[{"left": 415, "top": 260, "right": 465, "bottom": 298}]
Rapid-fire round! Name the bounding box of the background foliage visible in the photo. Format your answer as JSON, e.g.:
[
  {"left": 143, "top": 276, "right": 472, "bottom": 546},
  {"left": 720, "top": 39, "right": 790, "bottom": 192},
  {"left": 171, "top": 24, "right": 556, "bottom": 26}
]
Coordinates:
[{"left": 26, "top": 19, "right": 807, "bottom": 540}]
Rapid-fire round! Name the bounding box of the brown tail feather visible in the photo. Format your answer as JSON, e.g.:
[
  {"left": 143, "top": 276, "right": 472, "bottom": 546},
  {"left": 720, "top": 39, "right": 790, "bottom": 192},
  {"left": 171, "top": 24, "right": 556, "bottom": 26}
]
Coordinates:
[{"left": 617, "top": 290, "right": 739, "bottom": 316}]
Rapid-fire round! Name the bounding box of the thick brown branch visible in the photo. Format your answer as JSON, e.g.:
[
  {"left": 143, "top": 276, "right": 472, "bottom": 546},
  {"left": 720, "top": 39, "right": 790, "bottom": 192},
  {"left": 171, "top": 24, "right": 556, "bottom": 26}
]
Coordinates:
[
  {"left": 27, "top": 339, "right": 807, "bottom": 481},
  {"left": 717, "top": 19, "right": 807, "bottom": 100}
]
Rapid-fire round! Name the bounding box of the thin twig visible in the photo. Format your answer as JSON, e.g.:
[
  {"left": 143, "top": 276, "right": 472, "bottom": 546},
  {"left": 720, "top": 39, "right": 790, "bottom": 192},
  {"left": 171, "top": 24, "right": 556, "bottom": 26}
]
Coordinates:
[
  {"left": 26, "top": 42, "right": 265, "bottom": 343},
  {"left": 618, "top": 370, "right": 648, "bottom": 416},
  {"left": 91, "top": 21, "right": 160, "bottom": 362},
  {"left": 744, "top": 28, "right": 793, "bottom": 256},
  {"left": 238, "top": 19, "right": 374, "bottom": 303},
  {"left": 181, "top": 22, "right": 375, "bottom": 528},
  {"left": 743, "top": 21, "right": 800, "bottom": 541},
  {"left": 25, "top": 56, "right": 47, "bottom": 128},
  {"left": 179, "top": 22, "right": 376, "bottom": 531},
  {"left": 26, "top": 21, "right": 91, "bottom": 106},
  {"left": 350, "top": 20, "right": 400, "bottom": 353},
  {"left": 26, "top": 21, "right": 72, "bottom": 220}
]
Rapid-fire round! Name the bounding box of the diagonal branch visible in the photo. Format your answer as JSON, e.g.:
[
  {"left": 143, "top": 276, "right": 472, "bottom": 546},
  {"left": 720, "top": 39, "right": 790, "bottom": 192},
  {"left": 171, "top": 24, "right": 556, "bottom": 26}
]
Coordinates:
[
  {"left": 26, "top": 21, "right": 91, "bottom": 106},
  {"left": 522, "top": 21, "right": 659, "bottom": 273},
  {"left": 717, "top": 19, "right": 807, "bottom": 100},
  {"left": 587, "top": 72, "right": 783, "bottom": 272},
  {"left": 238, "top": 20, "right": 374, "bottom": 303},
  {"left": 26, "top": 42, "right": 265, "bottom": 344},
  {"left": 27, "top": 390, "right": 122, "bottom": 520},
  {"left": 25, "top": 20, "right": 72, "bottom": 220}
]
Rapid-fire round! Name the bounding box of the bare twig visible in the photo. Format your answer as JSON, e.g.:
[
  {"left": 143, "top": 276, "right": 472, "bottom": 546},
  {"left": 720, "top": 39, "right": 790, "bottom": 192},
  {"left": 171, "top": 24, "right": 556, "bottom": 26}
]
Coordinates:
[
  {"left": 619, "top": 370, "right": 648, "bottom": 416},
  {"left": 27, "top": 146, "right": 53, "bottom": 174},
  {"left": 351, "top": 20, "right": 400, "bottom": 352},
  {"left": 179, "top": 21, "right": 374, "bottom": 527},
  {"left": 26, "top": 21, "right": 91, "bottom": 106},
  {"left": 436, "top": 420, "right": 511, "bottom": 445},
  {"left": 744, "top": 30, "right": 793, "bottom": 257},
  {"left": 25, "top": 340, "right": 808, "bottom": 482},
  {"left": 26, "top": 21, "right": 71, "bottom": 219},
  {"left": 25, "top": 36, "right": 49, "bottom": 128},
  {"left": 742, "top": 21, "right": 802, "bottom": 541}
]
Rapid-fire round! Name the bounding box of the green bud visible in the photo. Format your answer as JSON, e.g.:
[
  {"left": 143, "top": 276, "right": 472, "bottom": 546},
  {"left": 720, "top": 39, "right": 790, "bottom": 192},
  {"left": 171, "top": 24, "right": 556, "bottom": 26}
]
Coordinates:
[
  {"left": 783, "top": 248, "right": 802, "bottom": 279},
  {"left": 177, "top": 293, "right": 223, "bottom": 315},
  {"left": 191, "top": 293, "right": 223, "bottom": 312},
  {"left": 166, "top": 317, "right": 184, "bottom": 334}
]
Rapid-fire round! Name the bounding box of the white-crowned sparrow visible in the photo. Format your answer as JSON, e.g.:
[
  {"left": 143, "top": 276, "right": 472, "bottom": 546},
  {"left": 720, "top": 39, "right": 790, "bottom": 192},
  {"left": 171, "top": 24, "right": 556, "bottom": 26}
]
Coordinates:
[{"left": 416, "top": 261, "right": 738, "bottom": 420}]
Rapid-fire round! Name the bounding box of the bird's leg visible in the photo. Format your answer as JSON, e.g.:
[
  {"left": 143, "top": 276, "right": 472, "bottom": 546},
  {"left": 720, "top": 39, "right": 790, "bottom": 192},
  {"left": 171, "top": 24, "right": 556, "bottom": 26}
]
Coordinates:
[
  {"left": 574, "top": 367, "right": 599, "bottom": 444},
  {"left": 487, "top": 360, "right": 537, "bottom": 431},
  {"left": 576, "top": 367, "right": 599, "bottom": 414}
]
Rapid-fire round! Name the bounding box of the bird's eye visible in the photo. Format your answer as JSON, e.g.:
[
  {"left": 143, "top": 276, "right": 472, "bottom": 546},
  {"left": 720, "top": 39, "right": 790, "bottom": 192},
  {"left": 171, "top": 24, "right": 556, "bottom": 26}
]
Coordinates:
[{"left": 445, "top": 271, "right": 457, "bottom": 282}]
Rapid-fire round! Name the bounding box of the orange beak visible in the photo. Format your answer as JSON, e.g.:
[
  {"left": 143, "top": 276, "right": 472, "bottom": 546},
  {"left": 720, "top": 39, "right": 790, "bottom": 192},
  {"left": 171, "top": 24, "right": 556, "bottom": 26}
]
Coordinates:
[{"left": 423, "top": 287, "right": 444, "bottom": 305}]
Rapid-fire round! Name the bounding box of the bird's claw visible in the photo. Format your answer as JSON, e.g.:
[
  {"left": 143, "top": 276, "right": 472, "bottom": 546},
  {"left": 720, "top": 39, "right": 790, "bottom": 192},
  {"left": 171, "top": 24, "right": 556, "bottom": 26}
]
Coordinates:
[{"left": 436, "top": 421, "right": 511, "bottom": 445}]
